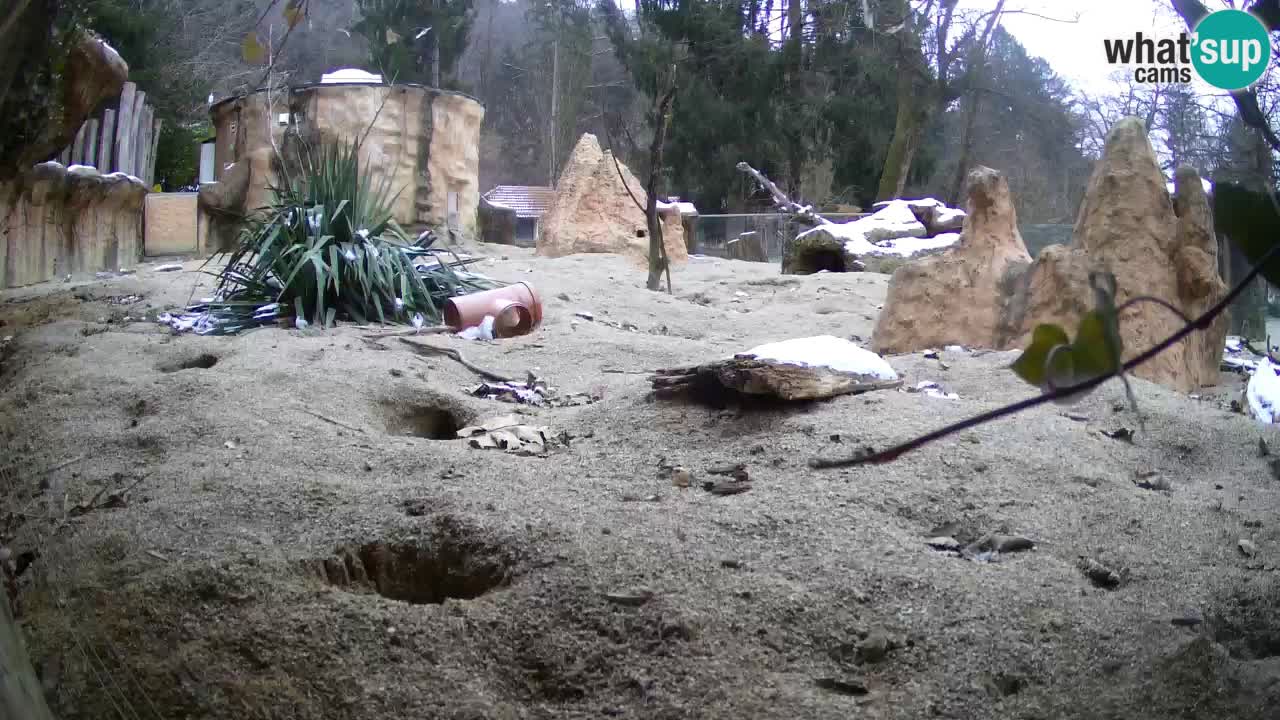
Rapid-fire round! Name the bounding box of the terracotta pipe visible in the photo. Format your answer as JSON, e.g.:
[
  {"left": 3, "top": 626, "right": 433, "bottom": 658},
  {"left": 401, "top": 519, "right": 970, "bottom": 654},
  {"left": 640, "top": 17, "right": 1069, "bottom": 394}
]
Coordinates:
[{"left": 444, "top": 282, "right": 543, "bottom": 338}]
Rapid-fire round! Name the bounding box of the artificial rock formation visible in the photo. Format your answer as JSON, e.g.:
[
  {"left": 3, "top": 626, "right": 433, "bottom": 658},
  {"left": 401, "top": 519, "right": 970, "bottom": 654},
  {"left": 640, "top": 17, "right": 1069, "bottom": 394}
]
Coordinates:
[
  {"left": 872, "top": 117, "right": 1228, "bottom": 393},
  {"left": 0, "top": 163, "right": 147, "bottom": 288},
  {"left": 537, "top": 134, "right": 686, "bottom": 265},
  {"left": 871, "top": 167, "right": 1032, "bottom": 354},
  {"left": 1012, "top": 118, "right": 1227, "bottom": 392},
  {"left": 1, "top": 28, "right": 127, "bottom": 182}
]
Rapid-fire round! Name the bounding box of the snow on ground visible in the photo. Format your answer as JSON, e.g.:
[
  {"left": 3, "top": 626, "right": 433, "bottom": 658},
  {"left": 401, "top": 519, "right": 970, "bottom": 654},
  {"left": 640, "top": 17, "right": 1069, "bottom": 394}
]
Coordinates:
[
  {"left": 742, "top": 335, "right": 898, "bottom": 380},
  {"left": 873, "top": 232, "right": 961, "bottom": 256},
  {"left": 1248, "top": 357, "right": 1280, "bottom": 424}
]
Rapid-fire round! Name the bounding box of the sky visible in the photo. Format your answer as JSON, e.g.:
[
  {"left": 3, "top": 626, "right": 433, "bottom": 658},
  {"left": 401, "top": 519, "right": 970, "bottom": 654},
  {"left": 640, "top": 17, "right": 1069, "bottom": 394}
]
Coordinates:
[{"left": 957, "top": 0, "right": 1206, "bottom": 95}]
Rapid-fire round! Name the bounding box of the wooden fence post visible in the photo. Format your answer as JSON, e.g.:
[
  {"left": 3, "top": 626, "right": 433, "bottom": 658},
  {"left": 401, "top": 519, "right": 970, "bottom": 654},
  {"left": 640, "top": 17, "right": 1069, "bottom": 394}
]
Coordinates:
[
  {"left": 99, "top": 109, "right": 116, "bottom": 173},
  {"left": 115, "top": 82, "right": 136, "bottom": 175},
  {"left": 70, "top": 124, "right": 87, "bottom": 165},
  {"left": 147, "top": 118, "right": 163, "bottom": 187},
  {"left": 84, "top": 119, "right": 99, "bottom": 170},
  {"left": 134, "top": 105, "right": 151, "bottom": 183}
]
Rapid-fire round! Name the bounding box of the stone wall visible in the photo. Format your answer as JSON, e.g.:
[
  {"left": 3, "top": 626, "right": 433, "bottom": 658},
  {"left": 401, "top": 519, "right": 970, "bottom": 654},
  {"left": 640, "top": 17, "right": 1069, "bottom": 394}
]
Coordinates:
[
  {"left": 0, "top": 163, "right": 147, "bottom": 289},
  {"left": 205, "top": 84, "right": 484, "bottom": 239}
]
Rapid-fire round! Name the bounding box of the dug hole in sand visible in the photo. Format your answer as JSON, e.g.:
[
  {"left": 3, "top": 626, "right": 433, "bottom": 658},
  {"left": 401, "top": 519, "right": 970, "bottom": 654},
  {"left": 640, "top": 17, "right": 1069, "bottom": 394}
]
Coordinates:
[{"left": 1, "top": 243, "right": 1279, "bottom": 719}]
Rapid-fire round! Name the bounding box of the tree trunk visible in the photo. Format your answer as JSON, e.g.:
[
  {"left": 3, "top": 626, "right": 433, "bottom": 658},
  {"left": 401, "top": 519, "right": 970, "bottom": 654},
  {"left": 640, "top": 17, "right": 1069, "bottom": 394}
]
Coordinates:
[
  {"left": 876, "top": 72, "right": 930, "bottom": 201},
  {"left": 645, "top": 81, "right": 677, "bottom": 292},
  {"left": 947, "top": 90, "right": 982, "bottom": 205}
]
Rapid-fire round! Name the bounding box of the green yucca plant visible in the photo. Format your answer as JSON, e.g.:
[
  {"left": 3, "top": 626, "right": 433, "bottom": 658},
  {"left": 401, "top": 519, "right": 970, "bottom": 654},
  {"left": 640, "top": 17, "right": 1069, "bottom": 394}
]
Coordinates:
[{"left": 189, "top": 137, "right": 496, "bottom": 334}]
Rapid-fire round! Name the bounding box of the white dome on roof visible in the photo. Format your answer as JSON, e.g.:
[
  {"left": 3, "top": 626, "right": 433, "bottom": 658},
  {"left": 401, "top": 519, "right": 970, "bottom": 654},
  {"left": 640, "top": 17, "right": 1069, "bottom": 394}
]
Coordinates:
[{"left": 320, "top": 68, "right": 384, "bottom": 84}]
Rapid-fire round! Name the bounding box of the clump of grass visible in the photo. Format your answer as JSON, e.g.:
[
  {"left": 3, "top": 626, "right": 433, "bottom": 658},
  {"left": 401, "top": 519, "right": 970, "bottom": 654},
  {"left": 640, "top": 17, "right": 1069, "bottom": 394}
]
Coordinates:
[{"left": 185, "top": 138, "right": 495, "bottom": 335}]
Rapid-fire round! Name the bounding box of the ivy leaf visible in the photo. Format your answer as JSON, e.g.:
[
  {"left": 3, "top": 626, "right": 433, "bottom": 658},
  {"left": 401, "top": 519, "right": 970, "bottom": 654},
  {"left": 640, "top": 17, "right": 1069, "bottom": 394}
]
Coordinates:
[
  {"left": 1010, "top": 323, "right": 1070, "bottom": 388},
  {"left": 284, "top": 0, "right": 306, "bottom": 29},
  {"left": 1071, "top": 309, "right": 1122, "bottom": 382},
  {"left": 242, "top": 32, "right": 266, "bottom": 64}
]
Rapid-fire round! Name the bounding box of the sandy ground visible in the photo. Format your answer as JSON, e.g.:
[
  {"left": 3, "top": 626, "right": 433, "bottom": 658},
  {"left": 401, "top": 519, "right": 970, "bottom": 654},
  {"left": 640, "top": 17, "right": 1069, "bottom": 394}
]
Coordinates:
[{"left": 3, "top": 243, "right": 1280, "bottom": 720}]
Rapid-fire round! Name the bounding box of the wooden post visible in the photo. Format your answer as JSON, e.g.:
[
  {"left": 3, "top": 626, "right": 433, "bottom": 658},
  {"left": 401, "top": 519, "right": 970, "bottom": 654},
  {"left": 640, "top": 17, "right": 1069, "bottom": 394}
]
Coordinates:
[
  {"left": 128, "top": 92, "right": 147, "bottom": 178},
  {"left": 147, "top": 118, "right": 163, "bottom": 187},
  {"left": 70, "top": 123, "right": 87, "bottom": 165},
  {"left": 84, "top": 119, "right": 99, "bottom": 171},
  {"left": 99, "top": 109, "right": 116, "bottom": 172},
  {"left": 115, "top": 82, "right": 136, "bottom": 175},
  {"left": 134, "top": 105, "right": 151, "bottom": 183}
]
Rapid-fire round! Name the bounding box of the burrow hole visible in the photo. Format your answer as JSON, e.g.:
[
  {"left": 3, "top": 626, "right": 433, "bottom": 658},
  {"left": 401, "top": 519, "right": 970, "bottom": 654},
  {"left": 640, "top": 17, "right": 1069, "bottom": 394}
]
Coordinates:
[
  {"left": 309, "top": 518, "right": 514, "bottom": 604},
  {"left": 794, "top": 248, "right": 849, "bottom": 274},
  {"left": 158, "top": 353, "right": 219, "bottom": 373},
  {"left": 381, "top": 397, "right": 470, "bottom": 440}
]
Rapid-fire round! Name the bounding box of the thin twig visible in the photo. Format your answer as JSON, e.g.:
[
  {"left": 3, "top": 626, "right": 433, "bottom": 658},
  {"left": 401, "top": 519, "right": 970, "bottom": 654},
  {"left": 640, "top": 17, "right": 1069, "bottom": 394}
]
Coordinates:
[
  {"left": 399, "top": 338, "right": 517, "bottom": 382},
  {"left": 810, "top": 240, "right": 1280, "bottom": 468},
  {"left": 298, "top": 408, "right": 367, "bottom": 434},
  {"left": 361, "top": 325, "right": 453, "bottom": 339},
  {"left": 0, "top": 454, "right": 88, "bottom": 480}
]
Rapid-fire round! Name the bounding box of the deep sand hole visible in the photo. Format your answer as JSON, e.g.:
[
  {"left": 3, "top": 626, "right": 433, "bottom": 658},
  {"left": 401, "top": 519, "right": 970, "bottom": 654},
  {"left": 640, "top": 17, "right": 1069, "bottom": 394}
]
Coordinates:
[
  {"left": 311, "top": 518, "right": 515, "bottom": 604},
  {"left": 1209, "top": 585, "right": 1280, "bottom": 660},
  {"left": 157, "top": 353, "right": 219, "bottom": 373},
  {"left": 380, "top": 394, "right": 473, "bottom": 439}
]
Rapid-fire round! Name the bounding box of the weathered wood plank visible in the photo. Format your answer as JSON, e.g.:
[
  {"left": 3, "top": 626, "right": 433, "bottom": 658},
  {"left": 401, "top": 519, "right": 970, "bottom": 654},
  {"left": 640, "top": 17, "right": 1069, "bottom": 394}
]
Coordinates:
[
  {"left": 70, "top": 123, "right": 87, "bottom": 165},
  {"left": 99, "top": 109, "right": 116, "bottom": 172},
  {"left": 147, "top": 117, "right": 163, "bottom": 187},
  {"left": 133, "top": 105, "right": 151, "bottom": 183},
  {"left": 115, "top": 82, "right": 136, "bottom": 175},
  {"left": 83, "top": 119, "right": 99, "bottom": 171},
  {"left": 127, "top": 91, "right": 146, "bottom": 178}
]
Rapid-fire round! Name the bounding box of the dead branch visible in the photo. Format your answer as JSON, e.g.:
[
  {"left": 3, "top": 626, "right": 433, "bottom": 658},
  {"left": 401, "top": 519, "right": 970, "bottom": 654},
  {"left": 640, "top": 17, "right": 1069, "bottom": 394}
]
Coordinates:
[
  {"left": 736, "top": 162, "right": 831, "bottom": 227},
  {"left": 398, "top": 338, "right": 517, "bottom": 382}
]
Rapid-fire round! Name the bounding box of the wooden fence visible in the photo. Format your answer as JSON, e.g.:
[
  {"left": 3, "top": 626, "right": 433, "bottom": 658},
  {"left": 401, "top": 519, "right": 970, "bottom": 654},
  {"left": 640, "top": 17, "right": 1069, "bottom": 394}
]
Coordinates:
[{"left": 55, "top": 81, "right": 161, "bottom": 186}]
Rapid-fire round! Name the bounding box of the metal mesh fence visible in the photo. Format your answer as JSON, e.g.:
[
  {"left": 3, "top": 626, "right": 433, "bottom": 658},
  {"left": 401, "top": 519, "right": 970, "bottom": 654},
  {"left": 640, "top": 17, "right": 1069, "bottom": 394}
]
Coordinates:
[{"left": 689, "top": 213, "right": 864, "bottom": 261}]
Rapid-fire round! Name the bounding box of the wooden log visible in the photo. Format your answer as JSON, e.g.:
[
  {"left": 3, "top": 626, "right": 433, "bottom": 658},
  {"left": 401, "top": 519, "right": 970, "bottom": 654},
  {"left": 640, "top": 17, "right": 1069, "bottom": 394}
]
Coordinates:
[
  {"left": 650, "top": 357, "right": 902, "bottom": 402},
  {"left": 115, "top": 82, "right": 136, "bottom": 175},
  {"left": 735, "top": 162, "right": 830, "bottom": 228},
  {"left": 83, "top": 119, "right": 99, "bottom": 171},
  {"left": 99, "top": 109, "right": 116, "bottom": 172}
]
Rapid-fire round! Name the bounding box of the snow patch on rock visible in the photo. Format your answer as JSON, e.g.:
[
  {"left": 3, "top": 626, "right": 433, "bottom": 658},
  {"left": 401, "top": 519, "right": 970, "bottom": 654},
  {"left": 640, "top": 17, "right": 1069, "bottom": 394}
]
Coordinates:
[{"left": 741, "top": 335, "right": 898, "bottom": 381}]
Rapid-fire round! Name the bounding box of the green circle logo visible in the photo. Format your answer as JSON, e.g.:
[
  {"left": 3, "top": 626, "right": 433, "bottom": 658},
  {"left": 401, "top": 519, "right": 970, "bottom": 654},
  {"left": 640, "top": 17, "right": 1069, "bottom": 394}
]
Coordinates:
[{"left": 1191, "top": 9, "right": 1271, "bottom": 90}]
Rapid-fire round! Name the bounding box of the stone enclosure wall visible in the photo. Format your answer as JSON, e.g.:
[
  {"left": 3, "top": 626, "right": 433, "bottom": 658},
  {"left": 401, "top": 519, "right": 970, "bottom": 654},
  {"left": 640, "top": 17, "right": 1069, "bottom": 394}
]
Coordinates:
[
  {"left": 0, "top": 163, "right": 147, "bottom": 289},
  {"left": 202, "top": 84, "right": 484, "bottom": 253}
]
